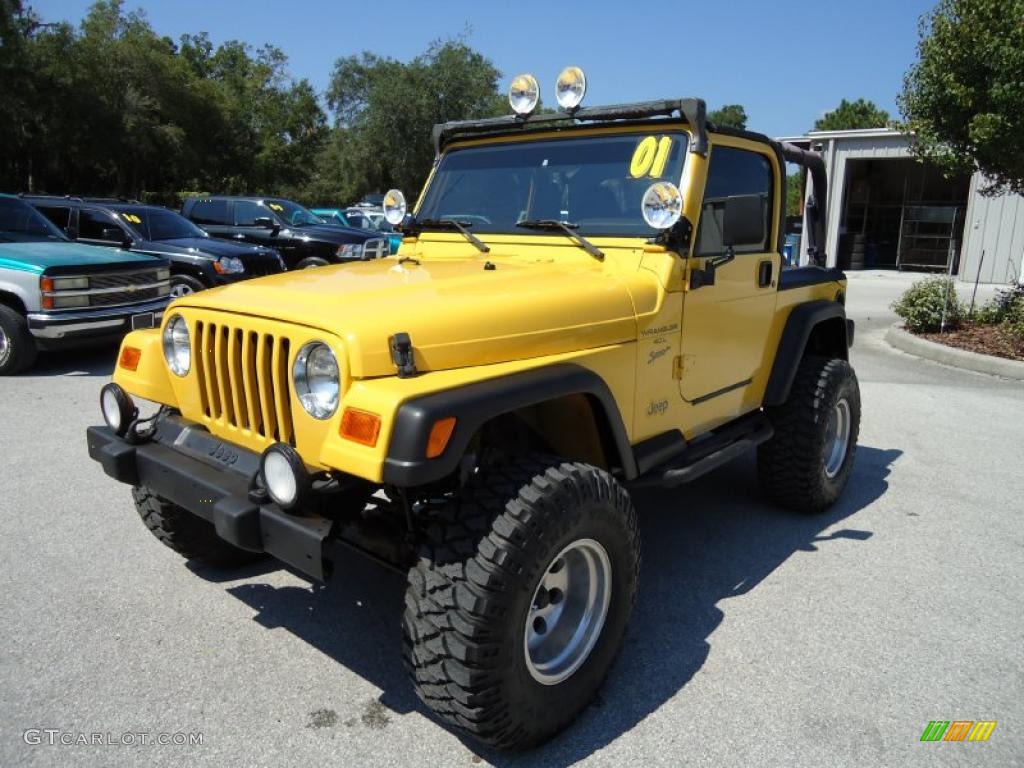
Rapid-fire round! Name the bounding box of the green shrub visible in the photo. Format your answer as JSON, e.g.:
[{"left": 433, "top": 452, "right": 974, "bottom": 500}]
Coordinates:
[
  {"left": 977, "top": 281, "right": 1024, "bottom": 321},
  {"left": 892, "top": 277, "right": 964, "bottom": 333}
]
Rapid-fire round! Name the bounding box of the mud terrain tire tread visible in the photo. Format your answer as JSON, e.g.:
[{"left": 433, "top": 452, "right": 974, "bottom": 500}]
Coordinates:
[
  {"left": 757, "top": 355, "right": 861, "bottom": 513},
  {"left": 402, "top": 457, "right": 639, "bottom": 750}
]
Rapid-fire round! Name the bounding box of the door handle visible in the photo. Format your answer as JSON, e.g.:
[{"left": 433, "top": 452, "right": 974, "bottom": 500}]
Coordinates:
[{"left": 758, "top": 259, "right": 773, "bottom": 288}]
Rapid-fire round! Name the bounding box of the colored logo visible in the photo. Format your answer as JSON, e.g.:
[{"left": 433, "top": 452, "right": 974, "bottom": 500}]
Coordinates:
[{"left": 920, "top": 721, "right": 997, "bottom": 742}]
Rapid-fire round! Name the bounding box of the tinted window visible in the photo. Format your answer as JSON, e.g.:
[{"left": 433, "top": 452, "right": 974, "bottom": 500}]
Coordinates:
[
  {"left": 189, "top": 199, "right": 229, "bottom": 225},
  {"left": 345, "top": 210, "right": 371, "bottom": 229},
  {"left": 0, "top": 198, "right": 66, "bottom": 242},
  {"left": 125, "top": 207, "right": 206, "bottom": 240},
  {"left": 37, "top": 205, "right": 71, "bottom": 230},
  {"left": 79, "top": 209, "right": 124, "bottom": 242},
  {"left": 234, "top": 200, "right": 265, "bottom": 226},
  {"left": 696, "top": 146, "right": 773, "bottom": 255}
]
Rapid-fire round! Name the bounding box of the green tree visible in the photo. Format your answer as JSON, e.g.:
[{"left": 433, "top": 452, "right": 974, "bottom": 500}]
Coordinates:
[
  {"left": 898, "top": 0, "right": 1024, "bottom": 194},
  {"left": 708, "top": 104, "right": 747, "bottom": 130},
  {"left": 814, "top": 98, "right": 891, "bottom": 131},
  {"left": 324, "top": 39, "right": 505, "bottom": 203}
]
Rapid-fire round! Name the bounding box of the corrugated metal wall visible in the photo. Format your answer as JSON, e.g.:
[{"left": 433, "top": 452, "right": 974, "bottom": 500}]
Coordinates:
[{"left": 959, "top": 176, "right": 1024, "bottom": 285}]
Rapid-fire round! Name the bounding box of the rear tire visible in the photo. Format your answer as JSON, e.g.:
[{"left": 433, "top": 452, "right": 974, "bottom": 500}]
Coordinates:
[
  {"left": 403, "top": 457, "right": 640, "bottom": 750},
  {"left": 132, "top": 486, "right": 265, "bottom": 567},
  {"left": 0, "top": 303, "right": 37, "bottom": 376},
  {"left": 758, "top": 356, "right": 860, "bottom": 513}
]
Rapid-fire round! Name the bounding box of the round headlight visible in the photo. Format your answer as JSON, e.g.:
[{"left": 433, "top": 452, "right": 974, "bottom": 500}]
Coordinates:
[
  {"left": 382, "top": 189, "right": 407, "bottom": 226},
  {"left": 508, "top": 73, "right": 539, "bottom": 115},
  {"left": 555, "top": 66, "right": 587, "bottom": 110},
  {"left": 293, "top": 342, "right": 340, "bottom": 420},
  {"left": 641, "top": 181, "right": 683, "bottom": 230},
  {"left": 162, "top": 314, "right": 191, "bottom": 376},
  {"left": 100, "top": 383, "right": 137, "bottom": 437}
]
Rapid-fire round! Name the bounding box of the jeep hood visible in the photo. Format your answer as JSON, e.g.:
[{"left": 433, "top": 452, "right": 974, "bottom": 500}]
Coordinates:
[{"left": 177, "top": 256, "right": 641, "bottom": 377}]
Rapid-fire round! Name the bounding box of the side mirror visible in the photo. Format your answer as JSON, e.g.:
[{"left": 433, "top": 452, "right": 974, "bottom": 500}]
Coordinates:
[
  {"left": 722, "top": 194, "right": 766, "bottom": 248},
  {"left": 253, "top": 216, "right": 275, "bottom": 229},
  {"left": 690, "top": 195, "right": 767, "bottom": 290},
  {"left": 100, "top": 226, "right": 126, "bottom": 244}
]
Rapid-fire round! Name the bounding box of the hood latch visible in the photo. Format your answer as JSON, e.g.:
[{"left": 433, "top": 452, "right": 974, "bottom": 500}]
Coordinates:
[{"left": 390, "top": 332, "right": 418, "bottom": 378}]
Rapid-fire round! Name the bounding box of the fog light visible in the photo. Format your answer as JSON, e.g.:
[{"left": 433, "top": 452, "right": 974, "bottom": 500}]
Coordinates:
[
  {"left": 555, "top": 66, "right": 587, "bottom": 110},
  {"left": 260, "top": 443, "right": 310, "bottom": 510},
  {"left": 100, "top": 383, "right": 137, "bottom": 437},
  {"left": 508, "top": 73, "right": 539, "bottom": 116}
]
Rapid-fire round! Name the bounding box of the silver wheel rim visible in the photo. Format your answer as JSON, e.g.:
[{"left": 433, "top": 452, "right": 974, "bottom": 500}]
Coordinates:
[
  {"left": 0, "top": 324, "right": 9, "bottom": 363},
  {"left": 169, "top": 281, "right": 195, "bottom": 298},
  {"left": 824, "top": 398, "right": 851, "bottom": 479},
  {"left": 524, "top": 538, "right": 612, "bottom": 686}
]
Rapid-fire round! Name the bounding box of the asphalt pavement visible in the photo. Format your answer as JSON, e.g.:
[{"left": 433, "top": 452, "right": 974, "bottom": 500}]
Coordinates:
[{"left": 1, "top": 271, "right": 1021, "bottom": 767}]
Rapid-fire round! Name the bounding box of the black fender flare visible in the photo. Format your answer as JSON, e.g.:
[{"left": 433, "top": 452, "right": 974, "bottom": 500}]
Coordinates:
[
  {"left": 764, "top": 300, "right": 851, "bottom": 407},
  {"left": 382, "top": 363, "right": 637, "bottom": 487}
]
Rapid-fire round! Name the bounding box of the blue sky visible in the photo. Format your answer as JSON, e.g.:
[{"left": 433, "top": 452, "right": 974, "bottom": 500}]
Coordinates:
[{"left": 32, "top": 0, "right": 936, "bottom": 137}]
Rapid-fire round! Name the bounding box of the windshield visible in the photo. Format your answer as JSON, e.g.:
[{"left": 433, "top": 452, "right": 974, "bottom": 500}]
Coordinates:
[
  {"left": 417, "top": 130, "right": 688, "bottom": 237},
  {"left": 266, "top": 199, "right": 323, "bottom": 227},
  {"left": 0, "top": 198, "right": 68, "bottom": 242},
  {"left": 120, "top": 207, "right": 208, "bottom": 241}
]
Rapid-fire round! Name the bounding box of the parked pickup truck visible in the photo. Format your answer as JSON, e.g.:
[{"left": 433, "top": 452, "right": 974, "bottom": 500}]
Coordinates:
[{"left": 0, "top": 194, "right": 170, "bottom": 375}]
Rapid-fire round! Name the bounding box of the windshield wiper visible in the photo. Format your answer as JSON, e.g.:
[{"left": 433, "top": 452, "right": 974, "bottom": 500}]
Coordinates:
[
  {"left": 516, "top": 219, "right": 604, "bottom": 260},
  {"left": 417, "top": 218, "right": 490, "bottom": 253}
]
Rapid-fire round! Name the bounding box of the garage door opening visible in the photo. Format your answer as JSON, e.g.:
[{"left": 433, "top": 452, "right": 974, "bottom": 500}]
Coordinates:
[{"left": 838, "top": 158, "right": 970, "bottom": 273}]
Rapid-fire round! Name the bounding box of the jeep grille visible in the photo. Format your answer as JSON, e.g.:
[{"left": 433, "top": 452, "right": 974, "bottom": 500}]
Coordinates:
[{"left": 194, "top": 320, "right": 294, "bottom": 445}]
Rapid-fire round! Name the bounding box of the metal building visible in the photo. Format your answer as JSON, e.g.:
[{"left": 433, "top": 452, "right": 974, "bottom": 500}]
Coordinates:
[{"left": 779, "top": 128, "right": 1024, "bottom": 284}]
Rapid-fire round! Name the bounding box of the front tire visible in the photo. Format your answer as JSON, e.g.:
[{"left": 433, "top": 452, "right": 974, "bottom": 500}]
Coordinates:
[
  {"left": 0, "top": 303, "right": 37, "bottom": 376},
  {"left": 296, "top": 257, "right": 329, "bottom": 269},
  {"left": 403, "top": 457, "right": 640, "bottom": 750},
  {"left": 169, "top": 274, "right": 206, "bottom": 297},
  {"left": 758, "top": 356, "right": 861, "bottom": 513},
  {"left": 132, "top": 486, "right": 265, "bottom": 567}
]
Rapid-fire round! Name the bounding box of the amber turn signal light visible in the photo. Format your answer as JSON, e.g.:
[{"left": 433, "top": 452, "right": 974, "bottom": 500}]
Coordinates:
[
  {"left": 118, "top": 346, "right": 142, "bottom": 371},
  {"left": 426, "top": 417, "right": 457, "bottom": 458},
  {"left": 40, "top": 276, "right": 54, "bottom": 309},
  {"left": 340, "top": 408, "right": 381, "bottom": 447}
]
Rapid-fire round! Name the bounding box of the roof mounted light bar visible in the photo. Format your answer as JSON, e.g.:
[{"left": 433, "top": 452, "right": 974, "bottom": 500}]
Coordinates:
[{"left": 433, "top": 98, "right": 709, "bottom": 157}]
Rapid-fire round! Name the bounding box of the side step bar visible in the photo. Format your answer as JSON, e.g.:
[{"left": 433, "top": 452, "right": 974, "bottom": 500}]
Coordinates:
[{"left": 630, "top": 414, "right": 774, "bottom": 488}]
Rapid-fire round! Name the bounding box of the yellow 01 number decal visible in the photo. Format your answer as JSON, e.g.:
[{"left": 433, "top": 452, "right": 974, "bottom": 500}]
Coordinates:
[{"left": 630, "top": 135, "right": 673, "bottom": 179}]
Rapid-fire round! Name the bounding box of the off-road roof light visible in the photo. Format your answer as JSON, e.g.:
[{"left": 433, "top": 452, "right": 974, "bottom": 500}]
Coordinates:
[
  {"left": 555, "top": 66, "right": 586, "bottom": 111},
  {"left": 508, "top": 73, "right": 540, "bottom": 116}
]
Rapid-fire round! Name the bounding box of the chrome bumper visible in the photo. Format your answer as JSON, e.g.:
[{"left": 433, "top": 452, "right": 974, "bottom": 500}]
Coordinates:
[{"left": 27, "top": 298, "right": 168, "bottom": 340}]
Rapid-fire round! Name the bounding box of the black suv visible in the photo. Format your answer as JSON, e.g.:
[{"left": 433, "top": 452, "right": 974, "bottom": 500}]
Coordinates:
[
  {"left": 25, "top": 197, "right": 285, "bottom": 297},
  {"left": 181, "top": 196, "right": 386, "bottom": 269}
]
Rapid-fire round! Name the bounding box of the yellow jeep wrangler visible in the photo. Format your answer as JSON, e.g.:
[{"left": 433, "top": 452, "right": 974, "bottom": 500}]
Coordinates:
[{"left": 87, "top": 68, "right": 859, "bottom": 750}]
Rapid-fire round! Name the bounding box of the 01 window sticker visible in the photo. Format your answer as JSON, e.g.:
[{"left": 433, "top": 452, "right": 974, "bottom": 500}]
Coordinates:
[{"left": 629, "top": 135, "right": 673, "bottom": 179}]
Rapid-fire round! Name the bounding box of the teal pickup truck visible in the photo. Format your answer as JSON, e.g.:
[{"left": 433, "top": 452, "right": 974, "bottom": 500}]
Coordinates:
[{"left": 0, "top": 194, "right": 171, "bottom": 375}]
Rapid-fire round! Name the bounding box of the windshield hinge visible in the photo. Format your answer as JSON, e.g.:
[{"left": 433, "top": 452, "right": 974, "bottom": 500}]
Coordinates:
[
  {"left": 673, "top": 355, "right": 693, "bottom": 380},
  {"left": 390, "top": 332, "right": 418, "bottom": 378}
]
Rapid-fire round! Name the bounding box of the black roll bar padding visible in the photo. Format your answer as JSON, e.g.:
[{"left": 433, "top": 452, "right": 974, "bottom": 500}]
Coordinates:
[
  {"left": 433, "top": 98, "right": 710, "bottom": 158},
  {"left": 779, "top": 141, "right": 828, "bottom": 265}
]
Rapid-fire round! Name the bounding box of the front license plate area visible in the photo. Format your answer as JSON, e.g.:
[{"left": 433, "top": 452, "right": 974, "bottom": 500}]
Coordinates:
[
  {"left": 173, "top": 425, "right": 260, "bottom": 478},
  {"left": 131, "top": 312, "right": 155, "bottom": 330}
]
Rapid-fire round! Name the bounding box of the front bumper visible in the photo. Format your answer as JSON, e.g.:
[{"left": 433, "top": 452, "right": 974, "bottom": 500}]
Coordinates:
[
  {"left": 86, "top": 415, "right": 334, "bottom": 580},
  {"left": 28, "top": 298, "right": 168, "bottom": 343}
]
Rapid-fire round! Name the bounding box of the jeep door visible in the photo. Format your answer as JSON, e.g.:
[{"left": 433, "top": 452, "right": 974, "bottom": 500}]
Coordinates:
[{"left": 678, "top": 139, "right": 781, "bottom": 431}]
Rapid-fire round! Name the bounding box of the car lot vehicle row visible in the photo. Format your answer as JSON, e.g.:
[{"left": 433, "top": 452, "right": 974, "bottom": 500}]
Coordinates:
[
  {"left": 85, "top": 67, "right": 859, "bottom": 751},
  {"left": 0, "top": 195, "right": 170, "bottom": 375},
  {"left": 182, "top": 196, "right": 387, "bottom": 269},
  {"left": 24, "top": 196, "right": 285, "bottom": 297}
]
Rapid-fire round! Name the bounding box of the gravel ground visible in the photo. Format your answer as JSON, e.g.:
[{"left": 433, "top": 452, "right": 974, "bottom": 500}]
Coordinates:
[{"left": 1, "top": 271, "right": 1021, "bottom": 767}]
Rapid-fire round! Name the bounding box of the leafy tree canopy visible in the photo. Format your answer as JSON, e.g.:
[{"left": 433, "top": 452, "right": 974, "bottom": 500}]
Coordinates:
[
  {"left": 898, "top": 0, "right": 1024, "bottom": 194},
  {"left": 814, "top": 98, "right": 891, "bottom": 131},
  {"left": 708, "top": 104, "right": 747, "bottom": 130}
]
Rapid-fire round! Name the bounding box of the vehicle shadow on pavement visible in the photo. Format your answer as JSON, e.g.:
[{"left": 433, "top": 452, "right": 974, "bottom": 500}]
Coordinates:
[
  {"left": 26, "top": 345, "right": 119, "bottom": 377},
  {"left": 219, "top": 445, "right": 900, "bottom": 764}
]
